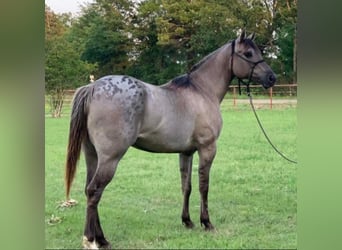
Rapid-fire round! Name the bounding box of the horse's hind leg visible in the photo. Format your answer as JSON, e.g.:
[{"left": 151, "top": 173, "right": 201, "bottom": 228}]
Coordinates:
[
  {"left": 82, "top": 138, "right": 111, "bottom": 249},
  {"left": 82, "top": 117, "right": 134, "bottom": 249},
  {"left": 83, "top": 152, "right": 125, "bottom": 249},
  {"left": 179, "top": 153, "right": 195, "bottom": 228}
]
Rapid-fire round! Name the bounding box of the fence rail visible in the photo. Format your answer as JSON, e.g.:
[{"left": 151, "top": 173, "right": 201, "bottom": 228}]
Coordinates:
[
  {"left": 45, "top": 84, "right": 297, "bottom": 116},
  {"left": 228, "top": 84, "right": 297, "bottom": 109}
]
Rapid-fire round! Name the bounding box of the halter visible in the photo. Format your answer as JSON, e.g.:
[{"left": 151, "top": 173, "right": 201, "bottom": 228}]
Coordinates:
[
  {"left": 230, "top": 40, "right": 297, "bottom": 164},
  {"left": 230, "top": 39, "right": 265, "bottom": 95}
]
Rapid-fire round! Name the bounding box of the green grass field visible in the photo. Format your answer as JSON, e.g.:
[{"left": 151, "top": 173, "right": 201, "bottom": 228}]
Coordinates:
[{"left": 45, "top": 99, "right": 297, "bottom": 249}]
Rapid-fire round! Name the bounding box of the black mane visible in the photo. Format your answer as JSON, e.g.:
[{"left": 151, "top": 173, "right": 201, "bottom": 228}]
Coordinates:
[
  {"left": 170, "top": 74, "right": 192, "bottom": 88},
  {"left": 168, "top": 47, "right": 221, "bottom": 89},
  {"left": 188, "top": 48, "right": 221, "bottom": 73},
  {"left": 169, "top": 39, "right": 255, "bottom": 89}
]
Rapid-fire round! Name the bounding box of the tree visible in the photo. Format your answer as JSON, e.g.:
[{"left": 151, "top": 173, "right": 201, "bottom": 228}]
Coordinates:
[
  {"left": 45, "top": 5, "right": 96, "bottom": 117},
  {"left": 187, "top": 0, "right": 242, "bottom": 64},
  {"left": 128, "top": 0, "right": 243, "bottom": 84},
  {"left": 236, "top": 0, "right": 297, "bottom": 83},
  {"left": 127, "top": 0, "right": 184, "bottom": 84},
  {"left": 45, "top": 0, "right": 297, "bottom": 99},
  {"left": 73, "top": 0, "right": 134, "bottom": 77},
  {"left": 272, "top": 0, "right": 297, "bottom": 83}
]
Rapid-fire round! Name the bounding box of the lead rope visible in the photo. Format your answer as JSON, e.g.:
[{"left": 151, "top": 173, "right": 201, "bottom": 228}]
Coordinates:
[
  {"left": 245, "top": 84, "right": 298, "bottom": 164},
  {"left": 231, "top": 39, "right": 297, "bottom": 164}
]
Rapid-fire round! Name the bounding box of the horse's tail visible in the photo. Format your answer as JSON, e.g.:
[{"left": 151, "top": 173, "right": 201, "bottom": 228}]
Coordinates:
[{"left": 65, "top": 85, "right": 93, "bottom": 200}]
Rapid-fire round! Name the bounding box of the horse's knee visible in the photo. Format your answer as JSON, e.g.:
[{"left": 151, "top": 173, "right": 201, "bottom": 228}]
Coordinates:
[
  {"left": 86, "top": 186, "right": 96, "bottom": 198},
  {"left": 85, "top": 186, "right": 104, "bottom": 207}
]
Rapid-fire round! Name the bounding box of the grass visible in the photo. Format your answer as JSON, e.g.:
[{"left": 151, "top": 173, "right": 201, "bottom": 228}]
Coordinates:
[{"left": 45, "top": 99, "right": 297, "bottom": 249}]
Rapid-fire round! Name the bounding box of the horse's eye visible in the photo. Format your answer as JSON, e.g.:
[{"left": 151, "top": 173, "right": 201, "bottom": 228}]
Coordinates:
[{"left": 244, "top": 51, "right": 253, "bottom": 58}]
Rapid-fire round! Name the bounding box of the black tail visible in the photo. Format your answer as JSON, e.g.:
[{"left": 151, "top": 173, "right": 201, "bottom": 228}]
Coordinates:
[{"left": 65, "top": 85, "right": 93, "bottom": 200}]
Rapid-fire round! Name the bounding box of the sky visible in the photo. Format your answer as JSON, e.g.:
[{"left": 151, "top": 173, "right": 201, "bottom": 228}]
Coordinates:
[{"left": 45, "top": 0, "right": 94, "bottom": 15}]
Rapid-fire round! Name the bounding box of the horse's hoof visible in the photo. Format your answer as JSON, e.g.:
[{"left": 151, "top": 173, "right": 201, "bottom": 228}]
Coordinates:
[
  {"left": 82, "top": 236, "right": 99, "bottom": 249},
  {"left": 99, "top": 242, "right": 111, "bottom": 249},
  {"left": 183, "top": 220, "right": 195, "bottom": 229},
  {"left": 200, "top": 220, "right": 215, "bottom": 231},
  {"left": 82, "top": 236, "right": 111, "bottom": 249},
  {"left": 97, "top": 239, "right": 111, "bottom": 249},
  {"left": 182, "top": 217, "right": 195, "bottom": 229},
  {"left": 204, "top": 223, "right": 215, "bottom": 231}
]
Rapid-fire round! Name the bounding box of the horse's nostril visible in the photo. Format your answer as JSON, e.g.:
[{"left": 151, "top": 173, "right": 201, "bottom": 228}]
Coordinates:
[{"left": 268, "top": 74, "right": 276, "bottom": 84}]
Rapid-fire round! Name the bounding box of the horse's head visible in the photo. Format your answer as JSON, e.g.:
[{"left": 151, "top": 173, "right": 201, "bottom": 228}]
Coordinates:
[{"left": 231, "top": 30, "right": 276, "bottom": 89}]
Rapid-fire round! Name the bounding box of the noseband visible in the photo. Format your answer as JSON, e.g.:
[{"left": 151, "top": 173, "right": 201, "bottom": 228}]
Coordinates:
[{"left": 230, "top": 39, "right": 265, "bottom": 95}]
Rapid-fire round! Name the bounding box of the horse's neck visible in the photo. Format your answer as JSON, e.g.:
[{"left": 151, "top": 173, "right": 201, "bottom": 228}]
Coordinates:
[{"left": 190, "top": 43, "right": 233, "bottom": 103}]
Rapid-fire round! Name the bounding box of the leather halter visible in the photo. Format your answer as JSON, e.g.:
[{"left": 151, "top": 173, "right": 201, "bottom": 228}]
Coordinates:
[{"left": 230, "top": 39, "right": 265, "bottom": 95}]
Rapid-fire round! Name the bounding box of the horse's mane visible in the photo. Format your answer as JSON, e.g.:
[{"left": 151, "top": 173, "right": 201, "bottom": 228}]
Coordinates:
[
  {"left": 169, "top": 46, "right": 223, "bottom": 89},
  {"left": 188, "top": 47, "right": 222, "bottom": 73},
  {"left": 189, "top": 39, "right": 258, "bottom": 73},
  {"left": 169, "top": 39, "right": 257, "bottom": 89},
  {"left": 170, "top": 74, "right": 192, "bottom": 88}
]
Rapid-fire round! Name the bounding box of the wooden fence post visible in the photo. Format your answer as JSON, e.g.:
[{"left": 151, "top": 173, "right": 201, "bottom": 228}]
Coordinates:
[
  {"left": 269, "top": 87, "right": 273, "bottom": 110},
  {"left": 233, "top": 86, "right": 236, "bottom": 107}
]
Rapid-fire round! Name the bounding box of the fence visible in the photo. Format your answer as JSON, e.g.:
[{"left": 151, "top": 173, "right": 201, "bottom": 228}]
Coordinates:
[
  {"left": 45, "top": 84, "right": 297, "bottom": 116},
  {"left": 227, "top": 84, "right": 297, "bottom": 109}
]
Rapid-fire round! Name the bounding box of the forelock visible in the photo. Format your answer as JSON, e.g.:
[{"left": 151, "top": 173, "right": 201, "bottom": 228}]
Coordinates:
[{"left": 243, "top": 39, "right": 258, "bottom": 50}]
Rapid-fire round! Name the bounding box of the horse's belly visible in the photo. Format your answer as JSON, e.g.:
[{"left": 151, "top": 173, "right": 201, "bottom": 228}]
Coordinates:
[
  {"left": 133, "top": 84, "right": 196, "bottom": 153},
  {"left": 133, "top": 131, "right": 194, "bottom": 153}
]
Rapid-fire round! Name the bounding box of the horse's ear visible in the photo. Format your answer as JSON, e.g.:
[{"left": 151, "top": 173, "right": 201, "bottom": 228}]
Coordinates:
[
  {"left": 237, "top": 29, "right": 246, "bottom": 43},
  {"left": 247, "top": 32, "right": 255, "bottom": 40}
]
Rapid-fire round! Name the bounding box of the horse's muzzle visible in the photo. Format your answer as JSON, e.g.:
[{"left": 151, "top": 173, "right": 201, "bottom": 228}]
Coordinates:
[{"left": 262, "top": 72, "right": 276, "bottom": 89}]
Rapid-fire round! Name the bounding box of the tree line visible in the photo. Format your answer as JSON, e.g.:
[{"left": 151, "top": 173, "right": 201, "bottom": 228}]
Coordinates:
[{"left": 45, "top": 0, "right": 296, "bottom": 117}]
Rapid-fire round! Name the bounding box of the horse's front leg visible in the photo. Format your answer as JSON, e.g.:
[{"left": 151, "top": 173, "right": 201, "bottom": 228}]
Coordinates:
[
  {"left": 198, "top": 142, "right": 216, "bottom": 230},
  {"left": 179, "top": 153, "right": 194, "bottom": 228}
]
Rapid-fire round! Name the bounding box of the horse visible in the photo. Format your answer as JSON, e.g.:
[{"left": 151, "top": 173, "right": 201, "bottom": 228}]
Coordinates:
[{"left": 64, "top": 30, "right": 276, "bottom": 249}]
